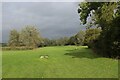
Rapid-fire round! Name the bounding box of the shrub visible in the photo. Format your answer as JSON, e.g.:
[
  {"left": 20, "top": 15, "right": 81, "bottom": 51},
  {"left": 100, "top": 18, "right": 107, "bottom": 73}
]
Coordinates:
[{"left": 2, "top": 47, "right": 34, "bottom": 51}]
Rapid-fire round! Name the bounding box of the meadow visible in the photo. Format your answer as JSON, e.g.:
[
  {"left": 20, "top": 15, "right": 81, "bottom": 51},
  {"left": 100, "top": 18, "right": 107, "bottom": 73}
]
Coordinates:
[{"left": 2, "top": 46, "right": 118, "bottom": 78}]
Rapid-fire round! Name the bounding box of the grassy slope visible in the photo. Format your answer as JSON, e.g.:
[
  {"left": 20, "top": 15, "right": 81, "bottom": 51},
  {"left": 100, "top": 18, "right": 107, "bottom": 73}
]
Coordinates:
[{"left": 2, "top": 46, "right": 118, "bottom": 78}]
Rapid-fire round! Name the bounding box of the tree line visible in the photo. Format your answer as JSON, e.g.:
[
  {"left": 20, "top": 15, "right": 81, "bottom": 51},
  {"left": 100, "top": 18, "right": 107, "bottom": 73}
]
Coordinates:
[
  {"left": 8, "top": 26, "right": 42, "bottom": 48},
  {"left": 78, "top": 1, "right": 120, "bottom": 58},
  {"left": 7, "top": 25, "right": 101, "bottom": 49}
]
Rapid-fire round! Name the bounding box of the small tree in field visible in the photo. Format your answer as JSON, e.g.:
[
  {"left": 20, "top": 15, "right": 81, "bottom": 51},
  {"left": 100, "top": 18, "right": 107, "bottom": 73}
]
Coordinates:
[
  {"left": 8, "top": 29, "right": 19, "bottom": 47},
  {"left": 19, "top": 26, "right": 42, "bottom": 48}
]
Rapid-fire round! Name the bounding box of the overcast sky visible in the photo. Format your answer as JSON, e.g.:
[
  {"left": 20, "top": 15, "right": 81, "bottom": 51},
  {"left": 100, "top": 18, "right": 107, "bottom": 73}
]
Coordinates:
[{"left": 2, "top": 2, "right": 85, "bottom": 43}]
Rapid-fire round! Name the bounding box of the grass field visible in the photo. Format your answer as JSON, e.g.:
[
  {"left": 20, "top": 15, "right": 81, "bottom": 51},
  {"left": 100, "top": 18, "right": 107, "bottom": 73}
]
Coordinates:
[{"left": 2, "top": 46, "right": 118, "bottom": 78}]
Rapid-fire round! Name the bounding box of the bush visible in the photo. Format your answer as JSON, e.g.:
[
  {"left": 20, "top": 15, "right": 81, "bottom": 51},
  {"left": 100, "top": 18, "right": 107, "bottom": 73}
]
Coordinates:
[{"left": 2, "top": 47, "right": 34, "bottom": 51}]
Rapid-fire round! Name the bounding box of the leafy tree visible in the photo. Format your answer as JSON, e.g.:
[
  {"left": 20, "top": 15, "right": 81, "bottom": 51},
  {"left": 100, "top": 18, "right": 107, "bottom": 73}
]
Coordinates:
[
  {"left": 19, "top": 26, "right": 42, "bottom": 48},
  {"left": 78, "top": 2, "right": 120, "bottom": 58},
  {"left": 43, "top": 37, "right": 69, "bottom": 46},
  {"left": 56, "top": 37, "right": 69, "bottom": 46},
  {"left": 67, "top": 31, "right": 85, "bottom": 46},
  {"left": 8, "top": 29, "right": 19, "bottom": 47},
  {"left": 74, "top": 30, "right": 85, "bottom": 46},
  {"left": 68, "top": 36, "right": 76, "bottom": 45},
  {"left": 84, "top": 28, "right": 101, "bottom": 48},
  {"left": 42, "top": 38, "right": 52, "bottom": 47}
]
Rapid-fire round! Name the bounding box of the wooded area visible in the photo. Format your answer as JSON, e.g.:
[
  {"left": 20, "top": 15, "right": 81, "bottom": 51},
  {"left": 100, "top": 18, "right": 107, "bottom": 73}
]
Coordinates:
[{"left": 78, "top": 2, "right": 120, "bottom": 58}]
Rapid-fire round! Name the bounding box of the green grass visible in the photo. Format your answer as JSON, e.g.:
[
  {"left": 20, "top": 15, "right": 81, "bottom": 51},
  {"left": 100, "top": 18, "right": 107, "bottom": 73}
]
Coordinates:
[{"left": 2, "top": 46, "right": 118, "bottom": 78}]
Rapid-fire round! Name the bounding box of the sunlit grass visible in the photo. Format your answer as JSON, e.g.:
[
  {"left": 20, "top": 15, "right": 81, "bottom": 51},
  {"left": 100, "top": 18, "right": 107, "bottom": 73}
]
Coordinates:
[{"left": 2, "top": 46, "right": 118, "bottom": 78}]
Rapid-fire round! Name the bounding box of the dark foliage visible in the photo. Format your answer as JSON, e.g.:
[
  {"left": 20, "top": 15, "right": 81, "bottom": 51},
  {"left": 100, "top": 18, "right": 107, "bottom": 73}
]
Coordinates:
[{"left": 78, "top": 2, "right": 120, "bottom": 58}]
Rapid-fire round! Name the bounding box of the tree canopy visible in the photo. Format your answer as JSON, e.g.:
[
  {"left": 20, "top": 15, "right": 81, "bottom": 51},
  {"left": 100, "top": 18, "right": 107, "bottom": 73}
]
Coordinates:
[
  {"left": 8, "top": 26, "right": 43, "bottom": 48},
  {"left": 8, "top": 29, "right": 19, "bottom": 47},
  {"left": 19, "top": 26, "right": 42, "bottom": 48},
  {"left": 78, "top": 1, "right": 120, "bottom": 58}
]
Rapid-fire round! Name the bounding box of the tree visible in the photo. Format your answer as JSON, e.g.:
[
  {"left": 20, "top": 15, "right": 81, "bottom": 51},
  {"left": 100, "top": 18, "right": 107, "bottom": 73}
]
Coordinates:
[
  {"left": 84, "top": 28, "right": 101, "bottom": 48},
  {"left": 42, "top": 37, "right": 69, "bottom": 46},
  {"left": 8, "top": 29, "right": 19, "bottom": 47},
  {"left": 67, "top": 30, "right": 85, "bottom": 46},
  {"left": 62, "top": 37, "right": 69, "bottom": 45},
  {"left": 74, "top": 30, "right": 85, "bottom": 46},
  {"left": 67, "top": 36, "right": 76, "bottom": 45},
  {"left": 56, "top": 37, "right": 69, "bottom": 46},
  {"left": 42, "top": 38, "right": 50, "bottom": 47},
  {"left": 19, "top": 26, "right": 42, "bottom": 48},
  {"left": 78, "top": 2, "right": 120, "bottom": 58}
]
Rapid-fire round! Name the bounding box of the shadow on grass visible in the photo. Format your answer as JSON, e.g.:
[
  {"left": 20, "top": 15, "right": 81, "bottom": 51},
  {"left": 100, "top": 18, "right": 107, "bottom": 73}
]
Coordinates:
[{"left": 64, "top": 47, "right": 100, "bottom": 59}]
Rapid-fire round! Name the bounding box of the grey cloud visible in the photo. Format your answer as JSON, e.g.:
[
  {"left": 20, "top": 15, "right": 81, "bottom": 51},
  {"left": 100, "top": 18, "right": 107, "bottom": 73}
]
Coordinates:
[{"left": 2, "top": 2, "right": 85, "bottom": 43}]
